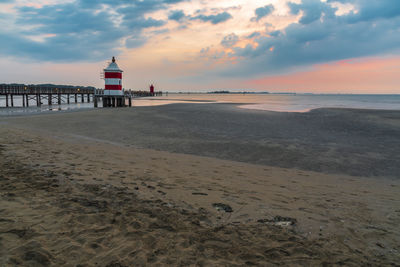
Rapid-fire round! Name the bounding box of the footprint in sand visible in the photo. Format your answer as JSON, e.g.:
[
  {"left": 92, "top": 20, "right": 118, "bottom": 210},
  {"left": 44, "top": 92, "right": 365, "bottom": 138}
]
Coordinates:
[{"left": 192, "top": 192, "right": 208, "bottom": 196}]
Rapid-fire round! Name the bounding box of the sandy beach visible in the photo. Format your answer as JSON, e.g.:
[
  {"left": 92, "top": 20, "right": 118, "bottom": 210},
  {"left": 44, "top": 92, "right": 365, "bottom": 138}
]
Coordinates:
[{"left": 1, "top": 103, "right": 400, "bottom": 266}]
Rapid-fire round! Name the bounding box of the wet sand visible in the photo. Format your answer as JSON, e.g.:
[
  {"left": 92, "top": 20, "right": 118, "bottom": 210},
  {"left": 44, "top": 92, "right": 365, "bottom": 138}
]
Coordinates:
[
  {"left": 4, "top": 103, "right": 400, "bottom": 177},
  {"left": 1, "top": 103, "right": 400, "bottom": 266}
]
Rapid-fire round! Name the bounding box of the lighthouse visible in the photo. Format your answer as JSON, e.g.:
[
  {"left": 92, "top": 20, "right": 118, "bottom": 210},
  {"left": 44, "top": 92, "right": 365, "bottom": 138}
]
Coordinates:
[
  {"left": 104, "top": 56, "right": 123, "bottom": 95},
  {"left": 103, "top": 56, "right": 125, "bottom": 107}
]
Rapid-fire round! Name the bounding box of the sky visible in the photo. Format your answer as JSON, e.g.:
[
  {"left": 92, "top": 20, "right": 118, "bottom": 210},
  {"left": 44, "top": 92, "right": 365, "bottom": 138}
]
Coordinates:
[{"left": 0, "top": 0, "right": 399, "bottom": 93}]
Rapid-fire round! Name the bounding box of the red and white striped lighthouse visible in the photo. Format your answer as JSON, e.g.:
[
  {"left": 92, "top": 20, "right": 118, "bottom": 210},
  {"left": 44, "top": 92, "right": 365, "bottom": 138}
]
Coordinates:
[{"left": 104, "top": 56, "right": 123, "bottom": 96}]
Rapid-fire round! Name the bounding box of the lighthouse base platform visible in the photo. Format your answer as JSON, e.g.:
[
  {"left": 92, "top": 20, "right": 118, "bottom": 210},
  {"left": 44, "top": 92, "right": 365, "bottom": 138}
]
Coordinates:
[{"left": 95, "top": 95, "right": 132, "bottom": 108}]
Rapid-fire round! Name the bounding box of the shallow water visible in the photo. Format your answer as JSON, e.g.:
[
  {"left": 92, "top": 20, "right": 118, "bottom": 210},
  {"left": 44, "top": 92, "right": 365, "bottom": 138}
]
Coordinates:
[
  {"left": 1, "top": 93, "right": 399, "bottom": 114},
  {"left": 140, "top": 93, "right": 400, "bottom": 112},
  {"left": 237, "top": 94, "right": 400, "bottom": 112}
]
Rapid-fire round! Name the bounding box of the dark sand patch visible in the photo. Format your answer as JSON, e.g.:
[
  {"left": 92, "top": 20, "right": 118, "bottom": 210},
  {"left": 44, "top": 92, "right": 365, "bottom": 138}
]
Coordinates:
[{"left": 3, "top": 104, "right": 400, "bottom": 177}]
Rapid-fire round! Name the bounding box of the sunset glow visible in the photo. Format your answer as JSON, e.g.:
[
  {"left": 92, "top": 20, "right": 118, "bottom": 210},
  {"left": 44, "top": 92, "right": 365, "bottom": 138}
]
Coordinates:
[{"left": 247, "top": 57, "right": 400, "bottom": 94}]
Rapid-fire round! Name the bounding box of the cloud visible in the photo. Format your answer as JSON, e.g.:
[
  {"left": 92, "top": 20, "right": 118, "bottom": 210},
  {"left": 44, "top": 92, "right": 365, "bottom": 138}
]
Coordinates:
[
  {"left": 221, "top": 33, "right": 239, "bottom": 48},
  {"left": 246, "top": 32, "right": 260, "bottom": 39},
  {"left": 0, "top": 0, "right": 187, "bottom": 61},
  {"left": 268, "top": 30, "right": 281, "bottom": 37},
  {"left": 125, "top": 35, "right": 148, "bottom": 49},
  {"left": 191, "top": 11, "right": 233, "bottom": 24},
  {"left": 288, "top": 0, "right": 336, "bottom": 24},
  {"left": 0, "top": 30, "right": 120, "bottom": 61},
  {"left": 252, "top": 4, "right": 274, "bottom": 22},
  {"left": 17, "top": 4, "right": 120, "bottom": 35},
  {"left": 334, "top": 0, "right": 400, "bottom": 23},
  {"left": 168, "top": 10, "right": 186, "bottom": 21},
  {"left": 2, "top": 0, "right": 400, "bottom": 82},
  {"left": 220, "top": 0, "right": 400, "bottom": 76}
]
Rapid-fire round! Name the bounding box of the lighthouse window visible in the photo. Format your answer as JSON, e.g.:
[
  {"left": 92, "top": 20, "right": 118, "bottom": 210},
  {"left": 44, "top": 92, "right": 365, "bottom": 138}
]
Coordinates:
[{"left": 119, "top": 80, "right": 121, "bottom": 85}]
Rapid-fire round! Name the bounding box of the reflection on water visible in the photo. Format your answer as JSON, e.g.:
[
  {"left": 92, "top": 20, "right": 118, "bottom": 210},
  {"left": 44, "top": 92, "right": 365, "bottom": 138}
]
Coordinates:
[
  {"left": 0, "top": 105, "right": 93, "bottom": 116},
  {"left": 147, "top": 94, "right": 400, "bottom": 112},
  {"left": 238, "top": 94, "right": 400, "bottom": 112},
  {"left": 131, "top": 98, "right": 212, "bottom": 107},
  {"left": 0, "top": 95, "right": 95, "bottom": 115},
  {"left": 1, "top": 93, "right": 400, "bottom": 115}
]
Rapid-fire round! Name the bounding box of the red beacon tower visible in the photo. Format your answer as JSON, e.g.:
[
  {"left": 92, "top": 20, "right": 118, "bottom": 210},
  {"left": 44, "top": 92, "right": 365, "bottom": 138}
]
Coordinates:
[
  {"left": 150, "top": 84, "right": 154, "bottom": 96},
  {"left": 103, "top": 56, "right": 124, "bottom": 107}
]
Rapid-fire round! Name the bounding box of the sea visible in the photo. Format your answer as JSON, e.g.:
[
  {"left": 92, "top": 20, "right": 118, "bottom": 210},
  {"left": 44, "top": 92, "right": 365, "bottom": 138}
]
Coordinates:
[{"left": 0, "top": 93, "right": 399, "bottom": 115}]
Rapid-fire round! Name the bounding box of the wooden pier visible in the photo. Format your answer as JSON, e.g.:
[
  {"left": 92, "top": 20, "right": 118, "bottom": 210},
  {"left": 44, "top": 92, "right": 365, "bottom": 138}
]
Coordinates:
[
  {"left": 1, "top": 83, "right": 163, "bottom": 108},
  {"left": 0, "top": 84, "right": 95, "bottom": 107}
]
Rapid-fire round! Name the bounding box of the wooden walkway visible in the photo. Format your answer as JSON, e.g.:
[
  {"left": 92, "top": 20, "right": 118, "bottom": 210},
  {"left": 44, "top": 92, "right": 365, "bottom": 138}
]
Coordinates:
[
  {"left": 0, "top": 84, "right": 163, "bottom": 108},
  {"left": 0, "top": 84, "right": 95, "bottom": 107}
]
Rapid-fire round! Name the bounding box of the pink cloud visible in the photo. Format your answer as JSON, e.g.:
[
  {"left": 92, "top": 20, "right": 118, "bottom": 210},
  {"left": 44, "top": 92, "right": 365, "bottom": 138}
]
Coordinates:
[{"left": 247, "top": 57, "right": 400, "bottom": 94}]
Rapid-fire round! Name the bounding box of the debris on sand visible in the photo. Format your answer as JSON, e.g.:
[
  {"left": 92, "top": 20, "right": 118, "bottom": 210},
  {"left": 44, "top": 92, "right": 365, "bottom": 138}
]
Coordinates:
[
  {"left": 192, "top": 192, "right": 208, "bottom": 196},
  {"left": 212, "top": 203, "right": 233, "bottom": 213},
  {"left": 258, "top": 216, "right": 297, "bottom": 227}
]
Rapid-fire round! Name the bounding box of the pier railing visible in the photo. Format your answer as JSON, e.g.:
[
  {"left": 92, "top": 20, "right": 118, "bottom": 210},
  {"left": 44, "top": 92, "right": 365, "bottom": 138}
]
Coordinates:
[
  {"left": 0, "top": 84, "right": 95, "bottom": 95},
  {"left": 1, "top": 84, "right": 162, "bottom": 97}
]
